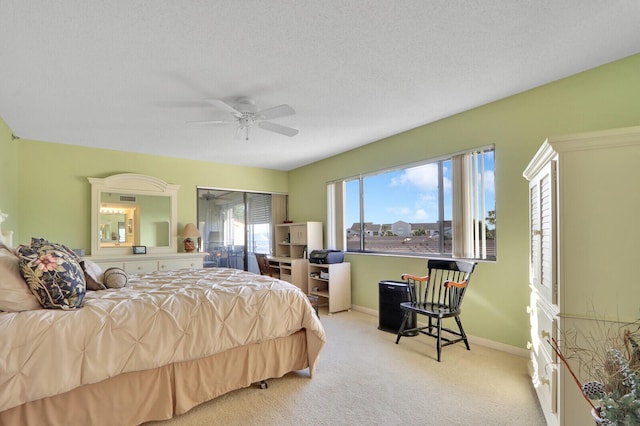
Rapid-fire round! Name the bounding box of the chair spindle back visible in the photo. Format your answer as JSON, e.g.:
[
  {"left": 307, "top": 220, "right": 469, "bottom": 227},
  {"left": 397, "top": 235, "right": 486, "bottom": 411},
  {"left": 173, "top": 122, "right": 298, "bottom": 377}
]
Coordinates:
[{"left": 408, "top": 259, "right": 475, "bottom": 312}]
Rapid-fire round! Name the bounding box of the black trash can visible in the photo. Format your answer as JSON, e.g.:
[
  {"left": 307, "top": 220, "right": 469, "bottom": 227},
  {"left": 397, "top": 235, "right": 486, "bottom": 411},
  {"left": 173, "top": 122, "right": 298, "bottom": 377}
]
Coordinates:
[{"left": 378, "top": 280, "right": 417, "bottom": 334}]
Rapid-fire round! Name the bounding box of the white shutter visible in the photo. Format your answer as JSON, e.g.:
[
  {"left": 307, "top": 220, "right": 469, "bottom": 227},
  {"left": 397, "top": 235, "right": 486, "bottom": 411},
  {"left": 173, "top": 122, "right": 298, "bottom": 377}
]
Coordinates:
[{"left": 529, "top": 161, "right": 557, "bottom": 304}]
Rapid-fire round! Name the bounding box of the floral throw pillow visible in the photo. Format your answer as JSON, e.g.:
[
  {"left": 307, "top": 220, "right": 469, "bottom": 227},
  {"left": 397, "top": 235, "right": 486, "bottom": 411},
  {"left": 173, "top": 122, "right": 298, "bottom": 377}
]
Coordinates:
[{"left": 17, "top": 238, "right": 86, "bottom": 310}]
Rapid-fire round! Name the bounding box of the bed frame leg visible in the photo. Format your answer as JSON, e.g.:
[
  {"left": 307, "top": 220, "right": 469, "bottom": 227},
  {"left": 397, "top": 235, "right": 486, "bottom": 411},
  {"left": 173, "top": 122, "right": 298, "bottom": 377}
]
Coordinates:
[{"left": 257, "top": 380, "right": 268, "bottom": 389}]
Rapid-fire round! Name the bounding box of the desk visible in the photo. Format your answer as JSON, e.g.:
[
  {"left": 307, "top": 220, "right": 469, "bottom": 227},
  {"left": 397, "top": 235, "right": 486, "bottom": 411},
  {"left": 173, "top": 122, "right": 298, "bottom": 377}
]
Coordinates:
[{"left": 268, "top": 256, "right": 308, "bottom": 293}]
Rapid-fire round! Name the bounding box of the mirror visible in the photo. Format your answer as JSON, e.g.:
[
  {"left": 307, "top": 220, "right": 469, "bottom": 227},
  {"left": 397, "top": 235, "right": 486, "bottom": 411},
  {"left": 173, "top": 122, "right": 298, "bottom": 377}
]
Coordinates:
[
  {"left": 98, "top": 194, "right": 170, "bottom": 247},
  {"left": 89, "top": 174, "right": 180, "bottom": 256}
]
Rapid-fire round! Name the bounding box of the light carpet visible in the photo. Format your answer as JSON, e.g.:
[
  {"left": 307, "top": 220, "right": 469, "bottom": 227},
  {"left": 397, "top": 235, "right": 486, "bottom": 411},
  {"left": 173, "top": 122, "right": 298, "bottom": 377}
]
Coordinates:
[{"left": 147, "top": 309, "right": 546, "bottom": 426}]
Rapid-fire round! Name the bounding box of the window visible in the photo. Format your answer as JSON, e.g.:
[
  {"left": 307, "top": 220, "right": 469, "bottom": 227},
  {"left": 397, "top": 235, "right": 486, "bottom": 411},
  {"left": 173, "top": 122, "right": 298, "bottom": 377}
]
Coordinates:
[{"left": 328, "top": 146, "right": 495, "bottom": 260}]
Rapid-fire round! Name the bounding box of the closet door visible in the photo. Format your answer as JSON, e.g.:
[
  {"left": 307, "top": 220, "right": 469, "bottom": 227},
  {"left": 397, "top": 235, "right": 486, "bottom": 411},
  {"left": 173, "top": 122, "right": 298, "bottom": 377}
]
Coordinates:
[{"left": 529, "top": 161, "right": 557, "bottom": 305}]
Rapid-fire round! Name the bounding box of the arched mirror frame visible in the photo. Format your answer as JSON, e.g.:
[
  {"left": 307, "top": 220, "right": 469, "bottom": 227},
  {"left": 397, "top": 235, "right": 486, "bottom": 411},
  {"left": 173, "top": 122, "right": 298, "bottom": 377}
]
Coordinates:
[{"left": 89, "top": 173, "right": 180, "bottom": 256}]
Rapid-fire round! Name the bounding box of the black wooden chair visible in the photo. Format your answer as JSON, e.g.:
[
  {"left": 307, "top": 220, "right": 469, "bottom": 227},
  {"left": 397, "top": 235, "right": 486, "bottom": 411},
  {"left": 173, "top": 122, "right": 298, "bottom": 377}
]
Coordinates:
[{"left": 395, "top": 259, "right": 477, "bottom": 361}]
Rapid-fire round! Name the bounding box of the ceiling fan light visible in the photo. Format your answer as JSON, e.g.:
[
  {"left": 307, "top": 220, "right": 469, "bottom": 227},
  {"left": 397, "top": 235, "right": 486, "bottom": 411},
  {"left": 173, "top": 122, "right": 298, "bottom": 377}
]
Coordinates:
[{"left": 191, "top": 97, "right": 298, "bottom": 140}]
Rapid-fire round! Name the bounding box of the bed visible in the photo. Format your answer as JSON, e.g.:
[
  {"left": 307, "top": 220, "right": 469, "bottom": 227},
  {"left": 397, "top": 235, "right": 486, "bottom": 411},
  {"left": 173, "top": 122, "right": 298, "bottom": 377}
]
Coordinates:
[{"left": 0, "top": 243, "right": 326, "bottom": 426}]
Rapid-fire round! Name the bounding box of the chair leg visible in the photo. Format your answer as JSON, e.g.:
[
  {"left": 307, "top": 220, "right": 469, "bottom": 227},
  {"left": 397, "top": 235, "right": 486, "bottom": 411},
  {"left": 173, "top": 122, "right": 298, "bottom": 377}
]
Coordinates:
[
  {"left": 395, "top": 311, "right": 409, "bottom": 344},
  {"left": 436, "top": 318, "right": 443, "bottom": 362},
  {"left": 455, "top": 316, "right": 470, "bottom": 351}
]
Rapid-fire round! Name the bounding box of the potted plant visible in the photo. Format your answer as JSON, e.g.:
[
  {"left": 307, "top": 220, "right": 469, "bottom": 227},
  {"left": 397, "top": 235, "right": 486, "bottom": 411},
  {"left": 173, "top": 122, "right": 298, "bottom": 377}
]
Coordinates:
[{"left": 549, "top": 324, "right": 640, "bottom": 425}]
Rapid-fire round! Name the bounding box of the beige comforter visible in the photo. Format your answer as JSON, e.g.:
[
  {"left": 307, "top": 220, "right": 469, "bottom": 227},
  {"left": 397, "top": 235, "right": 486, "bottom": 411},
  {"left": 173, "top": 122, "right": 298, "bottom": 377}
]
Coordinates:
[{"left": 0, "top": 267, "right": 326, "bottom": 412}]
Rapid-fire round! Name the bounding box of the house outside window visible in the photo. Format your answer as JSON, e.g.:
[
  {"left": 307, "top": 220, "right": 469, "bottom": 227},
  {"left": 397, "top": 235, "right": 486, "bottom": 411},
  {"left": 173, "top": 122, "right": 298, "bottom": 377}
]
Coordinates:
[{"left": 327, "top": 146, "right": 496, "bottom": 261}]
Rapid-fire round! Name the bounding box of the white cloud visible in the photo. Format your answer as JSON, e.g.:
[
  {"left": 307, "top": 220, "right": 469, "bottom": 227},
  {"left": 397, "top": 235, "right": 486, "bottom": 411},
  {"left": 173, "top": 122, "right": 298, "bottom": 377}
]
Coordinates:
[
  {"left": 385, "top": 206, "right": 412, "bottom": 216},
  {"left": 413, "top": 209, "right": 429, "bottom": 220},
  {"left": 390, "top": 164, "right": 439, "bottom": 190}
]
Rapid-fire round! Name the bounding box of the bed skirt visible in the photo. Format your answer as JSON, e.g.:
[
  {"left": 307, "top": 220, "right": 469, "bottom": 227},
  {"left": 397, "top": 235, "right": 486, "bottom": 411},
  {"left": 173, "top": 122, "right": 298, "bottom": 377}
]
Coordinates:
[{"left": 0, "top": 330, "right": 309, "bottom": 426}]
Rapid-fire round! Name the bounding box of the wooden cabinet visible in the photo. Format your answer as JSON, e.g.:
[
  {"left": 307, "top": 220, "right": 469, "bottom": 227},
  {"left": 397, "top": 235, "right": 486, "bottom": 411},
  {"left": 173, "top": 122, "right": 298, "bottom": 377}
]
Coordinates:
[
  {"left": 271, "top": 221, "right": 322, "bottom": 292},
  {"left": 308, "top": 262, "right": 351, "bottom": 314},
  {"left": 268, "top": 257, "right": 309, "bottom": 292},
  {"left": 523, "top": 126, "right": 640, "bottom": 426},
  {"left": 87, "top": 252, "right": 204, "bottom": 274},
  {"left": 274, "top": 222, "right": 322, "bottom": 259}
]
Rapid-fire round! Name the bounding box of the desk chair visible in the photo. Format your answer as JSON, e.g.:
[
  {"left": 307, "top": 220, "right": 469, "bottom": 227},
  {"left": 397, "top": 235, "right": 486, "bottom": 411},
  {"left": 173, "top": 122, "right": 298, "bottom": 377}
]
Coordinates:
[{"left": 255, "top": 253, "right": 278, "bottom": 278}]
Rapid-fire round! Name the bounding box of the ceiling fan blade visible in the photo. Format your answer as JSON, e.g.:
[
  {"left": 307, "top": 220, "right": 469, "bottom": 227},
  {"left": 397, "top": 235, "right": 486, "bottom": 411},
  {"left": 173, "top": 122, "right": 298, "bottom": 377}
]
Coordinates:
[
  {"left": 258, "top": 121, "right": 299, "bottom": 137},
  {"left": 256, "top": 104, "right": 296, "bottom": 120},
  {"left": 205, "top": 99, "right": 242, "bottom": 115}
]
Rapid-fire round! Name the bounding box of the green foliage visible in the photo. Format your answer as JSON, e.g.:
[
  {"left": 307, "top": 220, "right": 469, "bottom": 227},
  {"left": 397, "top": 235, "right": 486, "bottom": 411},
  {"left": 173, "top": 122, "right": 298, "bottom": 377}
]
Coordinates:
[
  {"left": 584, "top": 336, "right": 640, "bottom": 425},
  {"left": 593, "top": 349, "right": 640, "bottom": 424},
  {"left": 552, "top": 326, "right": 640, "bottom": 425}
]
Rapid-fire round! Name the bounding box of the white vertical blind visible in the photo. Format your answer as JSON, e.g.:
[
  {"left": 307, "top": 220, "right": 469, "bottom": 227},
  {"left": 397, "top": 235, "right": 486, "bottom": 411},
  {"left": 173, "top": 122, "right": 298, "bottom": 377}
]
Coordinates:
[
  {"left": 326, "top": 182, "right": 345, "bottom": 250},
  {"left": 452, "top": 150, "right": 489, "bottom": 259}
]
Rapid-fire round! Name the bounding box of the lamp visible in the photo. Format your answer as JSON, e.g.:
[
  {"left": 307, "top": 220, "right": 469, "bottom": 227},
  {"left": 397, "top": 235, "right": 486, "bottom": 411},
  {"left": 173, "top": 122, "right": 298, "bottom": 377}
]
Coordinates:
[{"left": 180, "top": 223, "right": 201, "bottom": 253}]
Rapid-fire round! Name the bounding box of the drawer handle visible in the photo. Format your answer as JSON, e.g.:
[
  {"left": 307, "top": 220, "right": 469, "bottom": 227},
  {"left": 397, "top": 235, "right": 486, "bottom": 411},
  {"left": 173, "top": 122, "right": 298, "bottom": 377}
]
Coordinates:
[
  {"left": 526, "top": 341, "right": 532, "bottom": 350},
  {"left": 540, "top": 330, "right": 550, "bottom": 339},
  {"left": 526, "top": 306, "right": 532, "bottom": 314},
  {"left": 540, "top": 377, "right": 550, "bottom": 386}
]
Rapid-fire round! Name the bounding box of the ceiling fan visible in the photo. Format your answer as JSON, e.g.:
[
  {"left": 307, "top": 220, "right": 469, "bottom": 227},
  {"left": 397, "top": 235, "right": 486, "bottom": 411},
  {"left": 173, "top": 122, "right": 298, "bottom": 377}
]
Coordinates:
[{"left": 188, "top": 97, "right": 299, "bottom": 141}]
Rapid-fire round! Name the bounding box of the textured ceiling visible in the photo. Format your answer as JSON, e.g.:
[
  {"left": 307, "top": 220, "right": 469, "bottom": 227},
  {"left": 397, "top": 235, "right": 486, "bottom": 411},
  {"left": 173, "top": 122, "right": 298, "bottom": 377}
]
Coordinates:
[{"left": 1, "top": 1, "right": 639, "bottom": 170}]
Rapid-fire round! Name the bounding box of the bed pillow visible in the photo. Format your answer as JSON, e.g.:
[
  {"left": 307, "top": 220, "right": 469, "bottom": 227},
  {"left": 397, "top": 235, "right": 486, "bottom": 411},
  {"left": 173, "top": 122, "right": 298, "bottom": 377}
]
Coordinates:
[
  {"left": 0, "top": 246, "right": 42, "bottom": 312},
  {"left": 17, "top": 238, "right": 86, "bottom": 310},
  {"left": 103, "top": 267, "right": 128, "bottom": 288},
  {"left": 80, "top": 259, "right": 107, "bottom": 291}
]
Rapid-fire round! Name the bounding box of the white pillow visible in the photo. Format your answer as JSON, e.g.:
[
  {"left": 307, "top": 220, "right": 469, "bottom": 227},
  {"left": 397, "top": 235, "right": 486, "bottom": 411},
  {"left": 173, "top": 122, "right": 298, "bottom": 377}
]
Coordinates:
[
  {"left": 81, "top": 259, "right": 107, "bottom": 291},
  {"left": 103, "top": 267, "right": 128, "bottom": 289},
  {"left": 0, "top": 249, "right": 42, "bottom": 312}
]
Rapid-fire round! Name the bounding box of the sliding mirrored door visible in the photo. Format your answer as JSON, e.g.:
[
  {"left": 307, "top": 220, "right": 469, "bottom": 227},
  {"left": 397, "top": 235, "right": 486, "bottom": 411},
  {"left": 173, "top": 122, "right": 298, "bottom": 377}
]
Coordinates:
[{"left": 197, "top": 188, "right": 287, "bottom": 273}]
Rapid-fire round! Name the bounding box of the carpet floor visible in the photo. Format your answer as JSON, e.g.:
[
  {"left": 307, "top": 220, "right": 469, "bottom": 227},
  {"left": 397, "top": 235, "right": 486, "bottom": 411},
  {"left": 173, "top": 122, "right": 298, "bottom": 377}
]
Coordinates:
[{"left": 147, "top": 308, "right": 546, "bottom": 426}]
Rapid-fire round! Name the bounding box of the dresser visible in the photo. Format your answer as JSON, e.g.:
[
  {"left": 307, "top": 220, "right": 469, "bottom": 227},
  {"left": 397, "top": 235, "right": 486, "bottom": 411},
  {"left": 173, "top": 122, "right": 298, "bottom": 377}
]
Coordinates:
[
  {"left": 523, "top": 126, "right": 640, "bottom": 426},
  {"left": 87, "top": 252, "right": 204, "bottom": 274}
]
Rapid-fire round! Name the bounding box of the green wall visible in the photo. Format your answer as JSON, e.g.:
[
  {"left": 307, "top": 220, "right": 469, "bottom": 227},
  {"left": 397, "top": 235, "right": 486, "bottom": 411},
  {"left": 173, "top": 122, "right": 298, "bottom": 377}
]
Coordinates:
[
  {"left": 0, "top": 136, "right": 288, "bottom": 252},
  {"left": 1, "top": 53, "right": 639, "bottom": 350},
  {"left": 288, "top": 53, "right": 640, "bottom": 349},
  {"left": 0, "top": 120, "right": 19, "bottom": 234}
]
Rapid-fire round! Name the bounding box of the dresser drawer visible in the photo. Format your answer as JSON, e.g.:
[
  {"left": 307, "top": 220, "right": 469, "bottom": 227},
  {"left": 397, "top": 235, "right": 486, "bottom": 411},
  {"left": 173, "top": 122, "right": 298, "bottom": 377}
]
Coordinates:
[
  {"left": 87, "top": 253, "right": 204, "bottom": 275},
  {"left": 123, "top": 260, "right": 158, "bottom": 274},
  {"left": 535, "top": 305, "right": 557, "bottom": 361},
  {"left": 531, "top": 343, "right": 558, "bottom": 415},
  {"left": 159, "top": 258, "right": 202, "bottom": 271}
]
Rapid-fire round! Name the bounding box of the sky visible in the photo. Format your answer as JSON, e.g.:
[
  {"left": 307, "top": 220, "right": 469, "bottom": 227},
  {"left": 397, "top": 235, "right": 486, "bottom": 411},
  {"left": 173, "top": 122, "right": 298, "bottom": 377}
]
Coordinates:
[{"left": 345, "top": 152, "right": 495, "bottom": 227}]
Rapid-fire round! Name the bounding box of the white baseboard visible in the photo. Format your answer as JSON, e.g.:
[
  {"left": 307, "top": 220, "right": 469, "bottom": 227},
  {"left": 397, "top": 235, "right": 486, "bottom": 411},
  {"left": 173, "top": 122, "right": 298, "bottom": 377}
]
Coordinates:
[
  {"left": 350, "top": 304, "right": 529, "bottom": 358},
  {"left": 351, "top": 304, "right": 378, "bottom": 317}
]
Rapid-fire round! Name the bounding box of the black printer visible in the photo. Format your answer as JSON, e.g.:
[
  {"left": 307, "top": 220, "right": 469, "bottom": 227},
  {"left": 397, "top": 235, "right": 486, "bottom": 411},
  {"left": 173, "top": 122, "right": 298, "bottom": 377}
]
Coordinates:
[{"left": 309, "top": 249, "right": 344, "bottom": 264}]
